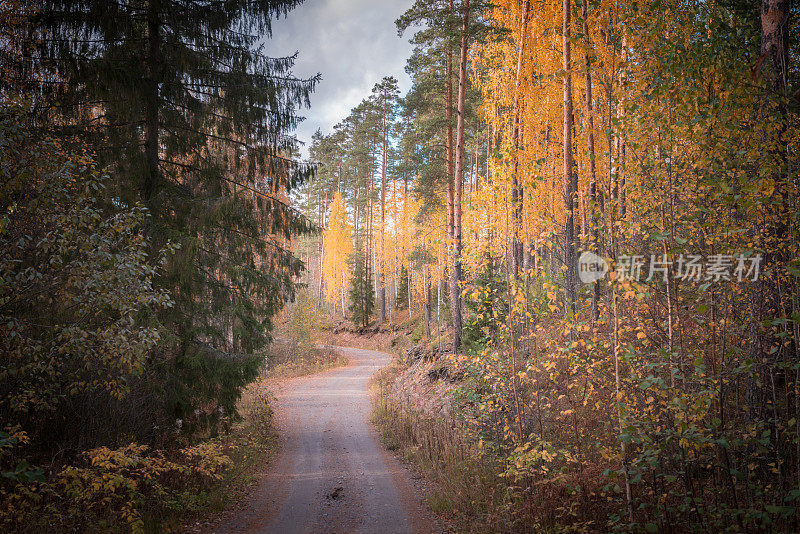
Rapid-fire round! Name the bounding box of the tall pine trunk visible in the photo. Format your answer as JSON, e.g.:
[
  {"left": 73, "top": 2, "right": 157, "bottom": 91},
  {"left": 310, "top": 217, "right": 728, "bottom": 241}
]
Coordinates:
[
  {"left": 582, "top": 0, "right": 599, "bottom": 320},
  {"left": 451, "top": 0, "right": 470, "bottom": 352},
  {"left": 511, "top": 0, "right": 529, "bottom": 277},
  {"left": 562, "top": 0, "right": 577, "bottom": 312},
  {"left": 379, "top": 93, "right": 388, "bottom": 323},
  {"left": 446, "top": 0, "right": 455, "bottom": 287},
  {"left": 317, "top": 191, "right": 322, "bottom": 313}
]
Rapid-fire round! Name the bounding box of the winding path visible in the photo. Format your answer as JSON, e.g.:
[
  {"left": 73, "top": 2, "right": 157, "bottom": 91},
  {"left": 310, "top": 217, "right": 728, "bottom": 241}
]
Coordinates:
[{"left": 211, "top": 345, "right": 434, "bottom": 534}]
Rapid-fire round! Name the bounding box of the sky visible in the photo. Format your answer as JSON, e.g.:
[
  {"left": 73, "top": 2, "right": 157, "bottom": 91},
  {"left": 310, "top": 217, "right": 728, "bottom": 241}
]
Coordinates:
[{"left": 266, "top": 0, "right": 416, "bottom": 159}]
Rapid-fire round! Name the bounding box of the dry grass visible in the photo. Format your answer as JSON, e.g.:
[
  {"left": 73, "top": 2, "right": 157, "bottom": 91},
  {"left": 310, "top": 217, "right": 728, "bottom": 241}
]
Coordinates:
[
  {"left": 370, "top": 362, "right": 520, "bottom": 533},
  {"left": 266, "top": 341, "right": 348, "bottom": 379}
]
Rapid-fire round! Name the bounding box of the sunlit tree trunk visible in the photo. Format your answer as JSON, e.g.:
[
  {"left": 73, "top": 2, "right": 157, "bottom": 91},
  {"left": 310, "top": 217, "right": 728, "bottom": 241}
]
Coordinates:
[
  {"left": 511, "top": 0, "right": 529, "bottom": 277},
  {"left": 582, "top": 0, "right": 599, "bottom": 320},
  {"left": 562, "top": 0, "right": 577, "bottom": 312}
]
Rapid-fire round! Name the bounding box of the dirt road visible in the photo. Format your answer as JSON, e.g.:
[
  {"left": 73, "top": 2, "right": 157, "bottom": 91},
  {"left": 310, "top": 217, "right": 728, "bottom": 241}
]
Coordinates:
[{"left": 211, "top": 345, "right": 435, "bottom": 534}]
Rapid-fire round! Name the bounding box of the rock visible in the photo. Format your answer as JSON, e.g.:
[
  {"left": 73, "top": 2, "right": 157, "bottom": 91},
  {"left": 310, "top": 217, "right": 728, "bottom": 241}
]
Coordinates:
[
  {"left": 427, "top": 366, "right": 448, "bottom": 383},
  {"left": 326, "top": 486, "right": 344, "bottom": 500},
  {"left": 405, "top": 344, "right": 425, "bottom": 361}
]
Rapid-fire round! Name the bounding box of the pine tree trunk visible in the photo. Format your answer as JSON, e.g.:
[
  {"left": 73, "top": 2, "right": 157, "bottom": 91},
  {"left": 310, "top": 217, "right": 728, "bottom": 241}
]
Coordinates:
[
  {"left": 319, "top": 191, "right": 326, "bottom": 305},
  {"left": 367, "top": 173, "right": 373, "bottom": 324},
  {"left": 562, "top": 0, "right": 577, "bottom": 312},
  {"left": 511, "top": 0, "right": 529, "bottom": 277},
  {"left": 446, "top": 0, "right": 455, "bottom": 270},
  {"left": 582, "top": 0, "right": 599, "bottom": 320},
  {"left": 451, "top": 0, "right": 470, "bottom": 353},
  {"left": 761, "top": 0, "right": 789, "bottom": 96},
  {"left": 405, "top": 176, "right": 413, "bottom": 313},
  {"left": 379, "top": 91, "right": 388, "bottom": 323}
]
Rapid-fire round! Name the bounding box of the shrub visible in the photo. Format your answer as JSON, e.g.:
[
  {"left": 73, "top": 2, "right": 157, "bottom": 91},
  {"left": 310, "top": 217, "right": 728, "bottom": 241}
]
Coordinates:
[{"left": 0, "top": 101, "right": 172, "bottom": 451}]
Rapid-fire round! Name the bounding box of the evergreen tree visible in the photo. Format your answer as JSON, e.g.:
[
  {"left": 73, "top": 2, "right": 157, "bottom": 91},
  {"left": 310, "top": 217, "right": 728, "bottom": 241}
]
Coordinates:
[
  {"left": 19, "top": 0, "right": 318, "bottom": 435},
  {"left": 348, "top": 240, "right": 374, "bottom": 329},
  {"left": 398, "top": 0, "right": 493, "bottom": 351},
  {"left": 396, "top": 265, "right": 410, "bottom": 310}
]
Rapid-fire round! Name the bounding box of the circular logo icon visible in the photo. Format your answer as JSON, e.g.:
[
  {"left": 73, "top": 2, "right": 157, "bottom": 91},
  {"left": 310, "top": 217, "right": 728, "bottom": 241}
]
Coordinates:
[{"left": 578, "top": 251, "right": 608, "bottom": 283}]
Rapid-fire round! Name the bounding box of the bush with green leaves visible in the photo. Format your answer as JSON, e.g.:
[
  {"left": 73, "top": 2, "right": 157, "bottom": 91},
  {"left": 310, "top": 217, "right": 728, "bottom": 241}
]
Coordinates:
[
  {"left": 0, "top": 101, "right": 172, "bottom": 451},
  {"left": 284, "top": 288, "right": 327, "bottom": 351}
]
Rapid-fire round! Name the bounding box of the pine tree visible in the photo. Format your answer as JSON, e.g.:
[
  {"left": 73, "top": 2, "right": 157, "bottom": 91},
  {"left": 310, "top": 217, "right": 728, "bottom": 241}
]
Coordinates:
[
  {"left": 397, "top": 0, "right": 492, "bottom": 352},
  {"left": 23, "top": 0, "right": 318, "bottom": 434},
  {"left": 396, "top": 265, "right": 410, "bottom": 310},
  {"left": 371, "top": 76, "right": 400, "bottom": 324},
  {"left": 348, "top": 240, "right": 374, "bottom": 329}
]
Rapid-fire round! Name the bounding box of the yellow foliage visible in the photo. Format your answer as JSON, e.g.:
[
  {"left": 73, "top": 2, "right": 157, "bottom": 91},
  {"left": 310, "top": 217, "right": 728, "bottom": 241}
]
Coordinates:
[{"left": 323, "top": 192, "right": 351, "bottom": 309}]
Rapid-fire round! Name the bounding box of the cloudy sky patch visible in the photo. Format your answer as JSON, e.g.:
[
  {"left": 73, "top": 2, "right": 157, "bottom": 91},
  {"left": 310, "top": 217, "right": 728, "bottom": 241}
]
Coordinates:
[{"left": 266, "top": 0, "right": 415, "bottom": 158}]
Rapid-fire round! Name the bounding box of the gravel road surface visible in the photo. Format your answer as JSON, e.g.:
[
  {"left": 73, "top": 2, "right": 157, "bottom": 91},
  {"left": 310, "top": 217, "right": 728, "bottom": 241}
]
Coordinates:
[{"left": 211, "top": 345, "right": 435, "bottom": 534}]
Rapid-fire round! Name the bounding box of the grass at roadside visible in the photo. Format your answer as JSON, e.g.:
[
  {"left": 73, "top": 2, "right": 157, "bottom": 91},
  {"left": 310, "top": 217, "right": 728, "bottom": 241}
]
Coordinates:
[
  {"left": 266, "top": 341, "right": 349, "bottom": 378},
  {"left": 176, "top": 364, "right": 278, "bottom": 531},
  {"left": 370, "top": 359, "right": 508, "bottom": 533}
]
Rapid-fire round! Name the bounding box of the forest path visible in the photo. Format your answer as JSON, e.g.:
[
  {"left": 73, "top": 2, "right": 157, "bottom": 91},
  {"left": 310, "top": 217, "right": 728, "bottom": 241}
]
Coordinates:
[{"left": 210, "top": 345, "right": 435, "bottom": 534}]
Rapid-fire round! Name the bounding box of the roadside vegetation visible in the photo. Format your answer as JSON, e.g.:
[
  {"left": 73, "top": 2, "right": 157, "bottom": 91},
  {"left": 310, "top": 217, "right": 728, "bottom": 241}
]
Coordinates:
[
  {"left": 271, "top": 289, "right": 349, "bottom": 378},
  {"left": 307, "top": 0, "right": 798, "bottom": 531},
  {"left": 376, "top": 297, "right": 800, "bottom": 532},
  {"left": 0, "top": 283, "right": 345, "bottom": 532},
  {"left": 1, "top": 0, "right": 316, "bottom": 531},
  {"left": 372, "top": 357, "right": 500, "bottom": 530},
  {"left": 0, "top": 358, "right": 279, "bottom": 533},
  {"left": 372, "top": 326, "right": 511, "bottom": 532}
]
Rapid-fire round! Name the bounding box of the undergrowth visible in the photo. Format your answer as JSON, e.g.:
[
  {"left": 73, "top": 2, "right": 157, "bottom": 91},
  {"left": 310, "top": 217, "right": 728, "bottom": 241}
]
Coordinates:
[
  {"left": 0, "top": 375, "right": 278, "bottom": 533},
  {"left": 267, "top": 342, "right": 349, "bottom": 379},
  {"left": 371, "top": 362, "right": 519, "bottom": 533},
  {"left": 0, "top": 337, "right": 349, "bottom": 532}
]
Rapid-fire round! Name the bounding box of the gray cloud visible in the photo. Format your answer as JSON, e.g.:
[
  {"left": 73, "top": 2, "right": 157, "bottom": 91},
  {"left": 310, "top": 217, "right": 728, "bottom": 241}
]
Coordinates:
[{"left": 265, "top": 0, "right": 415, "bottom": 159}]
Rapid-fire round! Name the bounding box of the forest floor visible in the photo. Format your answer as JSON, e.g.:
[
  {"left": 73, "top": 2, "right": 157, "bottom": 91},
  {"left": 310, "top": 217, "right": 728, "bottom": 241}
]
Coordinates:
[{"left": 196, "top": 344, "right": 440, "bottom": 534}]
